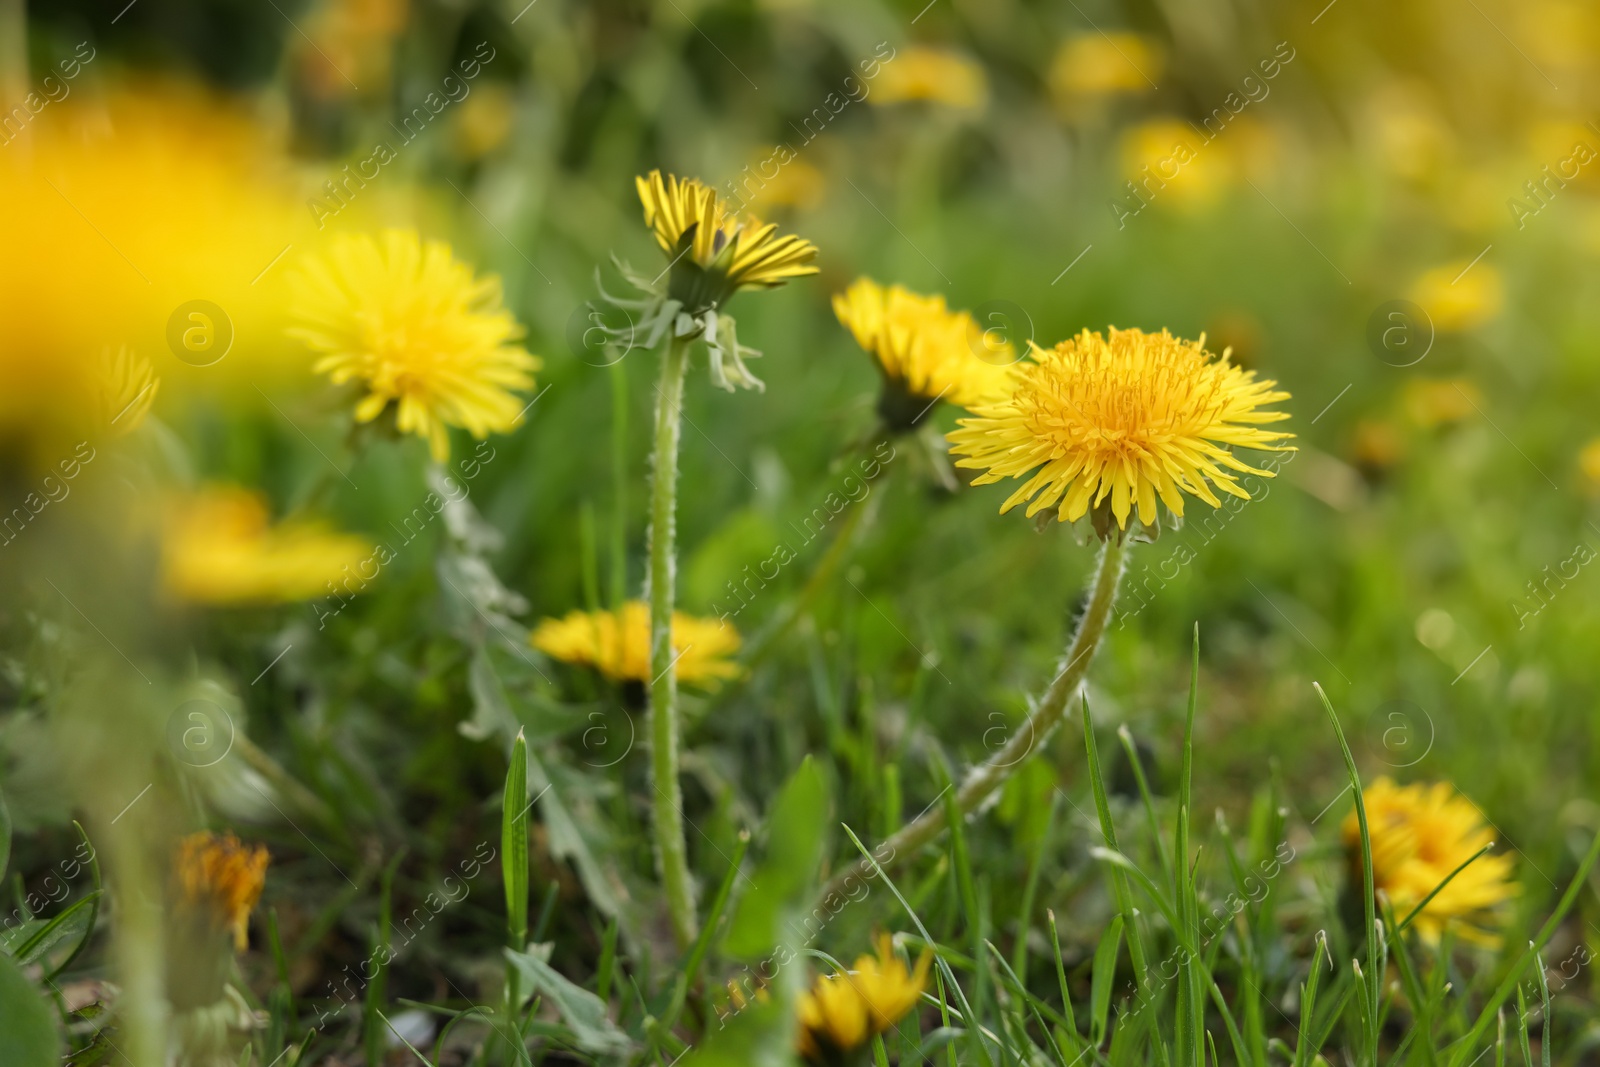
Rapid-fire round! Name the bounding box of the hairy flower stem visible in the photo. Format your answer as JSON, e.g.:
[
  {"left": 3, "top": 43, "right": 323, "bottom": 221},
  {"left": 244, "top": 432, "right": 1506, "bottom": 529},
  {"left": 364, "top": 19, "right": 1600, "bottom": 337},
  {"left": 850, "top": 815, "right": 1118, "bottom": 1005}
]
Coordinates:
[
  {"left": 648, "top": 332, "right": 697, "bottom": 949},
  {"left": 824, "top": 534, "right": 1128, "bottom": 898}
]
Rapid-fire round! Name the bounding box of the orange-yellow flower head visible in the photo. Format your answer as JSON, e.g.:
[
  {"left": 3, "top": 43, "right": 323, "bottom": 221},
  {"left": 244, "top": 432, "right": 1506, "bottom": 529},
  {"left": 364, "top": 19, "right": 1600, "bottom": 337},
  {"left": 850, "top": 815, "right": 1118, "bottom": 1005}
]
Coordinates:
[
  {"left": 161, "top": 486, "right": 372, "bottom": 605},
  {"left": 948, "top": 327, "right": 1293, "bottom": 533},
  {"left": 798, "top": 934, "right": 931, "bottom": 1062},
  {"left": 833, "top": 277, "right": 1016, "bottom": 430},
  {"left": 869, "top": 46, "right": 988, "bottom": 110},
  {"left": 1342, "top": 778, "right": 1517, "bottom": 946},
  {"left": 288, "top": 230, "right": 539, "bottom": 462},
  {"left": 531, "top": 601, "right": 741, "bottom": 688},
  {"left": 176, "top": 832, "right": 269, "bottom": 952},
  {"left": 636, "top": 170, "right": 819, "bottom": 312}
]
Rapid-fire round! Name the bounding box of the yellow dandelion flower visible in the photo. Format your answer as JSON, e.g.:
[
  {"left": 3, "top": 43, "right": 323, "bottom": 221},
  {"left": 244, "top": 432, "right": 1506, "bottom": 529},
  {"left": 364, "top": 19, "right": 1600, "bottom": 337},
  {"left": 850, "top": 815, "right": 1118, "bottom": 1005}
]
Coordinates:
[
  {"left": 1342, "top": 778, "right": 1517, "bottom": 945},
  {"left": 1350, "top": 419, "right": 1406, "bottom": 473},
  {"left": 456, "top": 83, "right": 517, "bottom": 160},
  {"left": 1579, "top": 437, "right": 1600, "bottom": 493},
  {"left": 530, "top": 601, "right": 741, "bottom": 687},
  {"left": 798, "top": 934, "right": 931, "bottom": 1062},
  {"left": 1119, "top": 119, "right": 1232, "bottom": 211},
  {"left": 1048, "top": 32, "right": 1161, "bottom": 102},
  {"left": 833, "top": 277, "right": 1015, "bottom": 429},
  {"left": 176, "top": 832, "right": 269, "bottom": 952},
  {"left": 636, "top": 170, "right": 819, "bottom": 312},
  {"left": 742, "top": 155, "right": 826, "bottom": 212},
  {"left": 1402, "top": 378, "right": 1480, "bottom": 428},
  {"left": 162, "top": 487, "right": 372, "bottom": 605},
  {"left": 1409, "top": 261, "right": 1503, "bottom": 334},
  {"left": 870, "top": 46, "right": 988, "bottom": 110},
  {"left": 96, "top": 347, "right": 160, "bottom": 437},
  {"left": 288, "top": 230, "right": 539, "bottom": 462},
  {"left": 949, "top": 327, "right": 1293, "bottom": 532}
]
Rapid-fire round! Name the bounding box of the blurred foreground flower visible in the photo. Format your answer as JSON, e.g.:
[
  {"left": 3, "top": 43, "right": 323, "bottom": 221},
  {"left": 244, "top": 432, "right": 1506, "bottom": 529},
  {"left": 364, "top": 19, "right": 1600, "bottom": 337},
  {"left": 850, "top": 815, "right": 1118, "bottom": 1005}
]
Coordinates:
[
  {"left": 798, "top": 935, "right": 930, "bottom": 1063},
  {"left": 833, "top": 277, "right": 1014, "bottom": 430},
  {"left": 162, "top": 487, "right": 372, "bottom": 605},
  {"left": 96, "top": 347, "right": 160, "bottom": 437},
  {"left": 950, "top": 327, "right": 1293, "bottom": 535},
  {"left": 531, "top": 601, "right": 741, "bottom": 688},
  {"left": 1048, "top": 32, "right": 1161, "bottom": 104},
  {"left": 1402, "top": 377, "right": 1481, "bottom": 428},
  {"left": 1409, "top": 260, "right": 1503, "bottom": 333},
  {"left": 869, "top": 46, "right": 987, "bottom": 110},
  {"left": 289, "top": 230, "right": 539, "bottom": 462},
  {"left": 1342, "top": 778, "right": 1516, "bottom": 945}
]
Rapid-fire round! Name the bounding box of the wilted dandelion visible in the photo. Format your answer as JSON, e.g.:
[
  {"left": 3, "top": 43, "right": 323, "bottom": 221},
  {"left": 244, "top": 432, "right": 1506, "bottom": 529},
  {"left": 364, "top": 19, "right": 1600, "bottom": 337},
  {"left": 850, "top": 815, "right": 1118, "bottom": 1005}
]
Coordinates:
[
  {"left": 161, "top": 487, "right": 372, "bottom": 605},
  {"left": 531, "top": 601, "right": 741, "bottom": 688},
  {"left": 175, "top": 832, "right": 269, "bottom": 952},
  {"left": 833, "top": 277, "right": 1014, "bottom": 430},
  {"left": 288, "top": 229, "right": 539, "bottom": 462},
  {"left": 869, "top": 46, "right": 987, "bottom": 110},
  {"left": 949, "top": 327, "right": 1294, "bottom": 534},
  {"left": 797, "top": 935, "right": 931, "bottom": 1063},
  {"left": 1343, "top": 778, "right": 1517, "bottom": 945}
]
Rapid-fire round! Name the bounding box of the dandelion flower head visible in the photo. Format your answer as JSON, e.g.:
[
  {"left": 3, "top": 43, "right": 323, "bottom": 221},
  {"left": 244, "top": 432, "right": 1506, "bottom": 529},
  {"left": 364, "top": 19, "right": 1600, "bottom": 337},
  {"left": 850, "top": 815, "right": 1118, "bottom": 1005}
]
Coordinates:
[
  {"left": 1342, "top": 778, "right": 1517, "bottom": 945},
  {"left": 288, "top": 229, "right": 539, "bottom": 462},
  {"left": 531, "top": 601, "right": 741, "bottom": 687},
  {"left": 176, "top": 831, "right": 270, "bottom": 951},
  {"left": 798, "top": 934, "right": 931, "bottom": 1062},
  {"left": 948, "top": 327, "right": 1293, "bottom": 532}
]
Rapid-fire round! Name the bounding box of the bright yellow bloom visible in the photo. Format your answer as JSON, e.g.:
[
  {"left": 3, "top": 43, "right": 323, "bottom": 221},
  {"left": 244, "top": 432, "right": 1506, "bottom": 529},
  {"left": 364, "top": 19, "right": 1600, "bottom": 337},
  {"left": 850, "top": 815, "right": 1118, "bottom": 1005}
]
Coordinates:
[
  {"left": 870, "top": 46, "right": 988, "bottom": 110},
  {"left": 1402, "top": 378, "right": 1480, "bottom": 428},
  {"left": 949, "top": 328, "right": 1293, "bottom": 531},
  {"left": 176, "top": 832, "right": 269, "bottom": 951},
  {"left": 1342, "top": 778, "right": 1517, "bottom": 945},
  {"left": 161, "top": 487, "right": 372, "bottom": 605},
  {"left": 1048, "top": 32, "right": 1161, "bottom": 101},
  {"left": 833, "top": 278, "right": 1015, "bottom": 428},
  {"left": 288, "top": 230, "right": 538, "bottom": 462},
  {"left": 798, "top": 934, "right": 931, "bottom": 1061},
  {"left": 96, "top": 347, "right": 160, "bottom": 437},
  {"left": 1409, "top": 260, "right": 1503, "bottom": 333},
  {"left": 636, "top": 170, "right": 819, "bottom": 311},
  {"left": 531, "top": 601, "right": 741, "bottom": 687}
]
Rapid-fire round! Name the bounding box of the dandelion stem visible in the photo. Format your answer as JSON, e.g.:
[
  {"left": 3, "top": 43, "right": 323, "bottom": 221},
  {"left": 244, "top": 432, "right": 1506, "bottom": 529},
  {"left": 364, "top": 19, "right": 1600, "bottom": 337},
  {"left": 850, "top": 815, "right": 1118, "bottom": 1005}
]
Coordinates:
[
  {"left": 823, "top": 533, "right": 1128, "bottom": 898},
  {"left": 648, "top": 330, "right": 697, "bottom": 949}
]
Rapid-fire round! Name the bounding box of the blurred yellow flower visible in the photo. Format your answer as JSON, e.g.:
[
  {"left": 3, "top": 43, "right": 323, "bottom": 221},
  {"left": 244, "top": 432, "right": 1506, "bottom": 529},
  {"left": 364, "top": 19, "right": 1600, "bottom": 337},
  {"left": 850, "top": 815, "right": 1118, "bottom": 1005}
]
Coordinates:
[
  {"left": 1578, "top": 437, "right": 1600, "bottom": 492},
  {"left": 743, "top": 155, "right": 826, "bottom": 212},
  {"left": 1117, "top": 119, "right": 1231, "bottom": 214},
  {"left": 300, "top": 0, "right": 410, "bottom": 99},
  {"left": 1409, "top": 260, "right": 1504, "bottom": 333},
  {"left": 1402, "top": 378, "right": 1480, "bottom": 428},
  {"left": 455, "top": 82, "right": 517, "bottom": 160},
  {"left": 636, "top": 170, "right": 819, "bottom": 312},
  {"left": 1342, "top": 778, "right": 1517, "bottom": 946},
  {"left": 869, "top": 46, "right": 987, "bottom": 110},
  {"left": 1350, "top": 419, "right": 1406, "bottom": 473},
  {"left": 798, "top": 934, "right": 930, "bottom": 1062},
  {"left": 162, "top": 487, "right": 372, "bottom": 605},
  {"left": 1365, "top": 83, "right": 1452, "bottom": 183},
  {"left": 96, "top": 347, "right": 160, "bottom": 437},
  {"left": 176, "top": 832, "right": 269, "bottom": 952},
  {"left": 1519, "top": 0, "right": 1597, "bottom": 71},
  {"left": 288, "top": 230, "right": 539, "bottom": 462},
  {"left": 1048, "top": 32, "right": 1160, "bottom": 102},
  {"left": 950, "top": 328, "right": 1293, "bottom": 532},
  {"left": 833, "top": 277, "right": 1015, "bottom": 428},
  {"left": 531, "top": 601, "right": 741, "bottom": 687}
]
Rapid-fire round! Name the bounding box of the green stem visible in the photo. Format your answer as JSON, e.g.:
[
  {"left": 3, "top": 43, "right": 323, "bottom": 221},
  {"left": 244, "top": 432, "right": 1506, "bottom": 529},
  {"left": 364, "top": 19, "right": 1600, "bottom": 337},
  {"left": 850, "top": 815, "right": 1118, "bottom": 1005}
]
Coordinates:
[
  {"left": 648, "top": 332, "right": 697, "bottom": 949},
  {"left": 822, "top": 533, "right": 1127, "bottom": 899}
]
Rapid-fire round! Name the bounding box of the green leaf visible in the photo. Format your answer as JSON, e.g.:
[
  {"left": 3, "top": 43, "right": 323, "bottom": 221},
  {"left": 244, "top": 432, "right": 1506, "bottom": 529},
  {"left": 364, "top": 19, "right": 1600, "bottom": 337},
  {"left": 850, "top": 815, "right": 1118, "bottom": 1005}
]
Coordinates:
[
  {"left": 1090, "top": 914, "right": 1124, "bottom": 1047},
  {"left": 723, "top": 757, "right": 828, "bottom": 960},
  {"left": 503, "top": 948, "right": 632, "bottom": 1057},
  {"left": 0, "top": 790, "right": 11, "bottom": 883},
  {"left": 0, "top": 945, "right": 60, "bottom": 1065},
  {"left": 502, "top": 729, "right": 530, "bottom": 947},
  {"left": 11, "top": 892, "right": 99, "bottom": 969}
]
